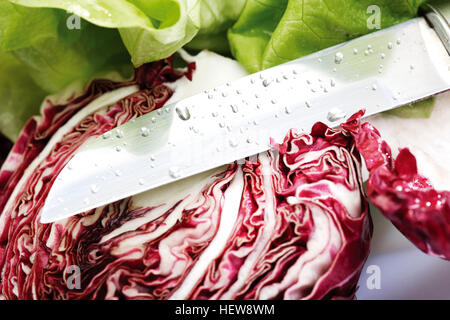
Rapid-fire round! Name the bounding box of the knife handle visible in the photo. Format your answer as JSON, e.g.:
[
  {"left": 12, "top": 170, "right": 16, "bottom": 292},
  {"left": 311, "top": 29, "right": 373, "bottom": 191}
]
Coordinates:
[{"left": 422, "top": 0, "right": 450, "bottom": 55}]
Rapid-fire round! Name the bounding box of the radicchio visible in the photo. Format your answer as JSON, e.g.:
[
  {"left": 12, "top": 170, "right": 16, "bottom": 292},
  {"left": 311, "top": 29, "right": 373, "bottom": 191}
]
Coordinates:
[
  {"left": 0, "top": 57, "right": 371, "bottom": 300},
  {"left": 343, "top": 110, "right": 450, "bottom": 260}
]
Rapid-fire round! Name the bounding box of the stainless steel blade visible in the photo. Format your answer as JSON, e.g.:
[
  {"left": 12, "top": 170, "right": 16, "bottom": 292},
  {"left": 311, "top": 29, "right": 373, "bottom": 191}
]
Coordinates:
[{"left": 41, "top": 17, "right": 450, "bottom": 223}]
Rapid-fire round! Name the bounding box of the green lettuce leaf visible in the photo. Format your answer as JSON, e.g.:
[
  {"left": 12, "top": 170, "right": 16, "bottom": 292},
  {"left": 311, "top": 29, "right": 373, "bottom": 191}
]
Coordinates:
[
  {"left": 384, "top": 98, "right": 435, "bottom": 119},
  {"left": 185, "top": 0, "right": 246, "bottom": 54},
  {"left": 0, "top": 52, "right": 47, "bottom": 141},
  {"left": 1, "top": 2, "right": 132, "bottom": 92},
  {"left": 7, "top": 0, "right": 245, "bottom": 66},
  {"left": 229, "top": 0, "right": 428, "bottom": 73}
]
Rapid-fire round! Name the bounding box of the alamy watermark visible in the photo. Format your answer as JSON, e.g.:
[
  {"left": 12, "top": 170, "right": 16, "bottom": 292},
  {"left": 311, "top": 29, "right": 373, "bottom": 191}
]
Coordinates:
[
  {"left": 66, "top": 6, "right": 82, "bottom": 30},
  {"left": 65, "top": 265, "right": 81, "bottom": 290},
  {"left": 366, "top": 264, "right": 382, "bottom": 290},
  {"left": 367, "top": 5, "right": 381, "bottom": 30}
]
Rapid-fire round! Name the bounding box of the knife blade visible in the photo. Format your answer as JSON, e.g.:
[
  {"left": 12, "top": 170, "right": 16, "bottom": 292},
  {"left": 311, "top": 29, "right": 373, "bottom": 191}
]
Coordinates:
[{"left": 41, "top": 13, "right": 450, "bottom": 223}]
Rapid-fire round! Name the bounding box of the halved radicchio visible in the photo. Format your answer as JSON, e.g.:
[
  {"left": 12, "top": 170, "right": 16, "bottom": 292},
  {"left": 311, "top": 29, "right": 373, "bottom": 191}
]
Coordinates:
[{"left": 0, "top": 57, "right": 371, "bottom": 300}]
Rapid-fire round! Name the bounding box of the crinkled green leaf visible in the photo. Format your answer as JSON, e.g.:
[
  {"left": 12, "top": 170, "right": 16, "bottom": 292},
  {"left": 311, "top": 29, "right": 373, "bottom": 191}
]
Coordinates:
[
  {"left": 229, "top": 0, "right": 428, "bottom": 73},
  {"left": 7, "top": 0, "right": 245, "bottom": 65},
  {"left": 185, "top": 32, "right": 231, "bottom": 54},
  {"left": 186, "top": 0, "right": 245, "bottom": 54},
  {"left": 1, "top": 2, "right": 132, "bottom": 92},
  {"left": 190, "top": 0, "right": 246, "bottom": 35},
  {"left": 0, "top": 52, "right": 47, "bottom": 141},
  {"left": 228, "top": 0, "right": 288, "bottom": 73}
]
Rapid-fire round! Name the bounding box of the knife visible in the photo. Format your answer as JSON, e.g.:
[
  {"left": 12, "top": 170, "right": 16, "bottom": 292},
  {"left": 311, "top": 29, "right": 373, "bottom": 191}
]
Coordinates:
[{"left": 41, "top": 1, "right": 450, "bottom": 223}]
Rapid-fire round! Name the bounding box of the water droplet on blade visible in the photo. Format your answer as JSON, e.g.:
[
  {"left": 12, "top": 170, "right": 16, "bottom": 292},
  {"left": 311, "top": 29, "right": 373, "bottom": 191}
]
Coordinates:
[
  {"left": 334, "top": 52, "right": 344, "bottom": 64},
  {"left": 176, "top": 107, "right": 191, "bottom": 121},
  {"left": 262, "top": 79, "right": 271, "bottom": 87},
  {"left": 169, "top": 167, "right": 181, "bottom": 179},
  {"left": 115, "top": 129, "right": 124, "bottom": 139},
  {"left": 327, "top": 108, "right": 346, "bottom": 122},
  {"left": 229, "top": 138, "right": 239, "bottom": 148},
  {"left": 140, "top": 127, "right": 150, "bottom": 137},
  {"left": 90, "top": 184, "right": 99, "bottom": 194}
]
